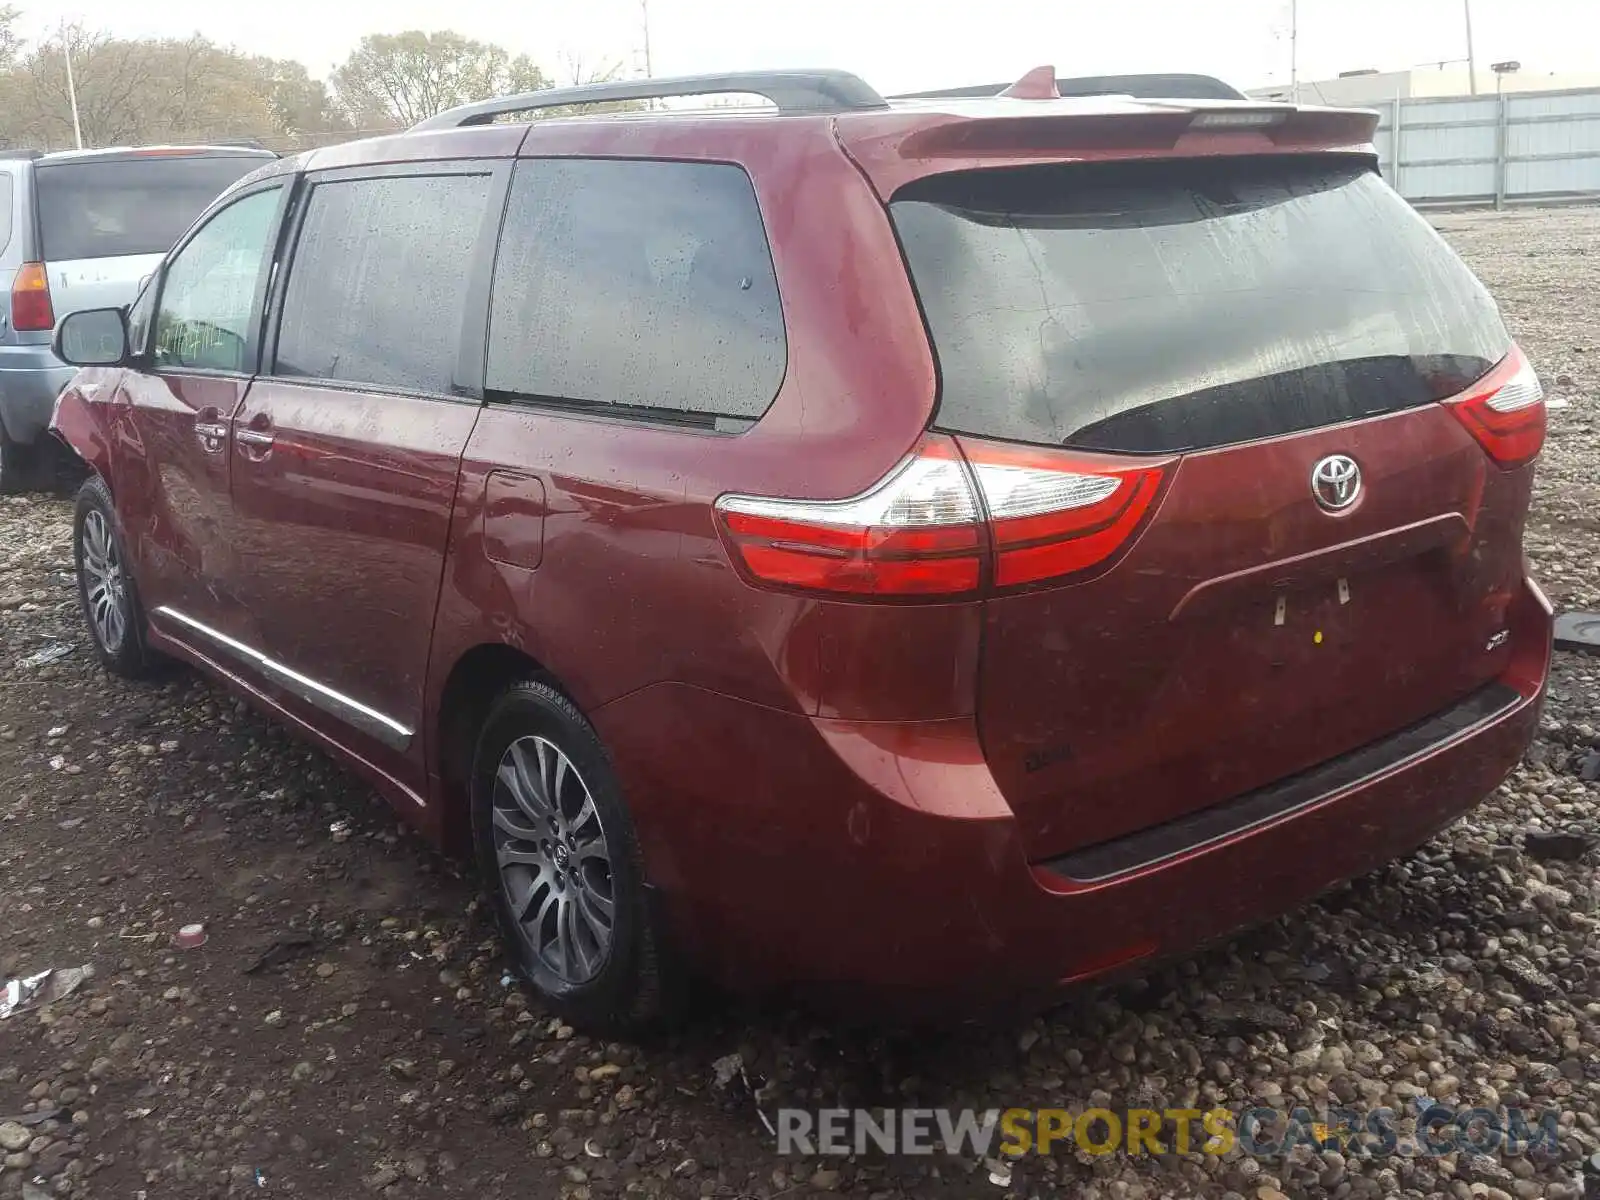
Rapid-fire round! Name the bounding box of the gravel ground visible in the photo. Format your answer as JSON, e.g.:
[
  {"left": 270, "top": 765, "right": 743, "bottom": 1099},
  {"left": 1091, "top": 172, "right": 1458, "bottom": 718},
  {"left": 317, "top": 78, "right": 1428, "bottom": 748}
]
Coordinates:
[{"left": 1, "top": 206, "right": 1598, "bottom": 1200}]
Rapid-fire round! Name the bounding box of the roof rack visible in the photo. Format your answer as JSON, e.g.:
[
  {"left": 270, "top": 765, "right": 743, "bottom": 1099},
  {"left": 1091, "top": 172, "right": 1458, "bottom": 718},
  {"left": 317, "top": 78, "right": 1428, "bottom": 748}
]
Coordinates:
[
  {"left": 411, "top": 69, "right": 889, "bottom": 131},
  {"left": 891, "top": 72, "right": 1248, "bottom": 102}
]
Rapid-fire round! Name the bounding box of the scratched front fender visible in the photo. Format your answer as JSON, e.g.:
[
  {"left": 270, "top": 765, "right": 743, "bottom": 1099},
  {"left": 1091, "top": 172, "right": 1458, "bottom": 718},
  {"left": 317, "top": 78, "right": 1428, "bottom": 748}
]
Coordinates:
[{"left": 49, "top": 367, "right": 124, "bottom": 485}]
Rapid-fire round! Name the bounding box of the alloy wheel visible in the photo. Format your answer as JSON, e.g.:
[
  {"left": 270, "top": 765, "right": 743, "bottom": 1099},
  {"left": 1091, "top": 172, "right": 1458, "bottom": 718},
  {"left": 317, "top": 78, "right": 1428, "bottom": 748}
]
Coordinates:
[
  {"left": 491, "top": 735, "right": 617, "bottom": 985},
  {"left": 80, "top": 509, "right": 127, "bottom": 654}
]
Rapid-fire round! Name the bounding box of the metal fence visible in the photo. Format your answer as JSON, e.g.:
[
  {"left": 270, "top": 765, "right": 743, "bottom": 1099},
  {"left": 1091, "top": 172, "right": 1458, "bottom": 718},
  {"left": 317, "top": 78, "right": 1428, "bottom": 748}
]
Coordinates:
[{"left": 1372, "top": 87, "right": 1600, "bottom": 209}]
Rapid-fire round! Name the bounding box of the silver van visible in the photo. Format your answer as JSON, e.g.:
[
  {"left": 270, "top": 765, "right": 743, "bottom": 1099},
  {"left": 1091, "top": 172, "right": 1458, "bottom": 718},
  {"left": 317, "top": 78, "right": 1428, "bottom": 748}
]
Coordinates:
[{"left": 0, "top": 145, "right": 276, "bottom": 490}]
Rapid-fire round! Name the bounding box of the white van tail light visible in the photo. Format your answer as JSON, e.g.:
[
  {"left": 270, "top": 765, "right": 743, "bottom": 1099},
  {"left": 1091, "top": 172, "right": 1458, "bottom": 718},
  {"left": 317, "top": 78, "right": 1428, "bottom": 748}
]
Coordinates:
[
  {"left": 1442, "top": 345, "right": 1545, "bottom": 468},
  {"left": 714, "top": 435, "right": 1170, "bottom": 599}
]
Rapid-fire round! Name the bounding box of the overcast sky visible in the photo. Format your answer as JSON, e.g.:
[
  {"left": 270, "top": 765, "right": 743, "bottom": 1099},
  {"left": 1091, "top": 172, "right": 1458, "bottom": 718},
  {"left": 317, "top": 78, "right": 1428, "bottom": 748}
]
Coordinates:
[{"left": 15, "top": 0, "right": 1599, "bottom": 94}]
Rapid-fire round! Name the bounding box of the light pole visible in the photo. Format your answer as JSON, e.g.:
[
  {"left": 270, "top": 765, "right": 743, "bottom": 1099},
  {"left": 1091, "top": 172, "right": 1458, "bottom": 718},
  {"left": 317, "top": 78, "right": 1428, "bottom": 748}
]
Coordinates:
[
  {"left": 640, "top": 0, "right": 653, "bottom": 78},
  {"left": 1289, "top": 0, "right": 1298, "bottom": 95},
  {"left": 1492, "top": 59, "right": 1521, "bottom": 96},
  {"left": 1491, "top": 61, "right": 1519, "bottom": 210},
  {"left": 61, "top": 27, "right": 84, "bottom": 150},
  {"left": 1463, "top": 0, "right": 1478, "bottom": 95}
]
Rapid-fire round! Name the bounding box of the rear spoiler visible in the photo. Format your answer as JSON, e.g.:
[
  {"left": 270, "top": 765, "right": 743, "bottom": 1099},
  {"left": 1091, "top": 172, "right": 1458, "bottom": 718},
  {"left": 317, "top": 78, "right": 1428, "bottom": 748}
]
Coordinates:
[
  {"left": 892, "top": 72, "right": 1248, "bottom": 102},
  {"left": 890, "top": 105, "right": 1382, "bottom": 162}
]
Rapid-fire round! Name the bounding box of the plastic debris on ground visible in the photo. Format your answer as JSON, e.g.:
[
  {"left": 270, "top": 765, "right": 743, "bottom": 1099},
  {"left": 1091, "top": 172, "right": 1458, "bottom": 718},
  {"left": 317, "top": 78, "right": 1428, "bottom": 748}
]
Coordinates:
[
  {"left": 711, "top": 1052, "right": 744, "bottom": 1090},
  {"left": 0, "top": 964, "right": 93, "bottom": 1020},
  {"left": 16, "top": 642, "right": 73, "bottom": 669}
]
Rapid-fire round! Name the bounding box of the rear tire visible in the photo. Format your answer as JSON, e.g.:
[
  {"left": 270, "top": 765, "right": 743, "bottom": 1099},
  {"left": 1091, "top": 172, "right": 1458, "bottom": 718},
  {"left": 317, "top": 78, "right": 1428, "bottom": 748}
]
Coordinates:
[
  {"left": 470, "top": 679, "right": 676, "bottom": 1033},
  {"left": 73, "top": 474, "right": 159, "bottom": 678},
  {"left": 0, "top": 430, "right": 39, "bottom": 494}
]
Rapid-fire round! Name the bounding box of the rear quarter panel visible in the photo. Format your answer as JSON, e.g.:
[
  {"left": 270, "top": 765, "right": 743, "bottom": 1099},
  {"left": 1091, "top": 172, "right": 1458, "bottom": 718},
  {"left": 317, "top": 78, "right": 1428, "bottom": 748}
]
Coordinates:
[{"left": 423, "top": 117, "right": 980, "bottom": 827}]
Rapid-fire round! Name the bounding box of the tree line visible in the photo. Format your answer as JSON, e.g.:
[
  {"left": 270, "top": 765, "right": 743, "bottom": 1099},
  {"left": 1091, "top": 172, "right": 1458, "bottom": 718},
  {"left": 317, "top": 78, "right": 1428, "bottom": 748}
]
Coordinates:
[{"left": 0, "top": 7, "right": 624, "bottom": 153}]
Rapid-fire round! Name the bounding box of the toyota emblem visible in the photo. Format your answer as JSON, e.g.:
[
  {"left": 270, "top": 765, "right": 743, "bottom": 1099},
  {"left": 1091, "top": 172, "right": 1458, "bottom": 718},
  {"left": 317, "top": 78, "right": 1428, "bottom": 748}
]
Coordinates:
[{"left": 1310, "top": 454, "right": 1362, "bottom": 512}]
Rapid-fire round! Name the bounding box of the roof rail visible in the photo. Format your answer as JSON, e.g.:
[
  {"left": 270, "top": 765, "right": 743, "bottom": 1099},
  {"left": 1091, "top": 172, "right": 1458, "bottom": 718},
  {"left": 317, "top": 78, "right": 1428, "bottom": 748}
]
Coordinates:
[
  {"left": 891, "top": 73, "right": 1248, "bottom": 102},
  {"left": 410, "top": 69, "right": 888, "bottom": 131}
]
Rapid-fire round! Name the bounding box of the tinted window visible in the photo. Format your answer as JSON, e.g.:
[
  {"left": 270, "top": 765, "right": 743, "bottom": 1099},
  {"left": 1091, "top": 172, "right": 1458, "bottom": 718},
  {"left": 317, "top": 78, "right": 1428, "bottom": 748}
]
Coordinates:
[
  {"left": 153, "top": 187, "right": 281, "bottom": 373},
  {"left": 487, "top": 159, "right": 785, "bottom": 424},
  {"left": 0, "top": 173, "right": 12, "bottom": 257},
  {"left": 891, "top": 158, "right": 1512, "bottom": 453},
  {"left": 36, "top": 156, "right": 267, "bottom": 261},
  {"left": 274, "top": 173, "right": 491, "bottom": 394}
]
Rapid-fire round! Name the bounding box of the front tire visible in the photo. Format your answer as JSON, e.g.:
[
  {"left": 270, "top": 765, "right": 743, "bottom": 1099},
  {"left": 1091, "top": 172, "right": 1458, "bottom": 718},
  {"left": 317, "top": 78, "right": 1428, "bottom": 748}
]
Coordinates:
[
  {"left": 471, "top": 679, "right": 673, "bottom": 1033},
  {"left": 73, "top": 475, "right": 157, "bottom": 678}
]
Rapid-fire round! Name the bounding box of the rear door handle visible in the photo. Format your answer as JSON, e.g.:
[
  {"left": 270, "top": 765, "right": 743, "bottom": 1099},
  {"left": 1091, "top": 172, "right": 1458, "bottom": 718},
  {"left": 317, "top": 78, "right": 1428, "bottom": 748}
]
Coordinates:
[
  {"left": 194, "top": 410, "right": 228, "bottom": 454},
  {"left": 235, "top": 413, "right": 275, "bottom": 460}
]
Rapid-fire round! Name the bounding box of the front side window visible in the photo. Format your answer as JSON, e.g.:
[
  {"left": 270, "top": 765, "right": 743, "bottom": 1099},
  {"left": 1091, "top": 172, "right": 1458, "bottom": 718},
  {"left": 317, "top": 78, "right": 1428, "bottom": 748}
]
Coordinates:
[
  {"left": 486, "top": 158, "right": 786, "bottom": 425},
  {"left": 153, "top": 187, "right": 281, "bottom": 373},
  {"left": 273, "top": 172, "right": 493, "bottom": 394}
]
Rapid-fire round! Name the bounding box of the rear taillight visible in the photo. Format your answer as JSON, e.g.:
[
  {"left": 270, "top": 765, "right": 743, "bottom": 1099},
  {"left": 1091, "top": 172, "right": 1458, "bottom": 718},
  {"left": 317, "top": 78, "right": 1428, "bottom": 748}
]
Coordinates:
[
  {"left": 10, "top": 262, "right": 55, "bottom": 332},
  {"left": 714, "top": 436, "right": 1169, "bottom": 599},
  {"left": 961, "top": 440, "right": 1168, "bottom": 588},
  {"left": 715, "top": 436, "right": 983, "bottom": 597},
  {"left": 1443, "top": 346, "right": 1545, "bottom": 469}
]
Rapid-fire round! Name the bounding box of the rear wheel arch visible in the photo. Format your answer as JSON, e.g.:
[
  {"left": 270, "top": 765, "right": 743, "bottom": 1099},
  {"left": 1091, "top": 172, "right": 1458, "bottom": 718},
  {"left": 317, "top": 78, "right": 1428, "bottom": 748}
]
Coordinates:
[{"left": 434, "top": 642, "right": 564, "bottom": 855}]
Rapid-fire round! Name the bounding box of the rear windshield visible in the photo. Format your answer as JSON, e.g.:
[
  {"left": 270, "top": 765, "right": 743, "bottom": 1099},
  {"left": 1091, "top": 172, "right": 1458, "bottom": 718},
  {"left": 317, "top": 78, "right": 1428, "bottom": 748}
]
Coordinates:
[
  {"left": 891, "top": 157, "right": 1512, "bottom": 453},
  {"left": 36, "top": 156, "right": 267, "bottom": 262}
]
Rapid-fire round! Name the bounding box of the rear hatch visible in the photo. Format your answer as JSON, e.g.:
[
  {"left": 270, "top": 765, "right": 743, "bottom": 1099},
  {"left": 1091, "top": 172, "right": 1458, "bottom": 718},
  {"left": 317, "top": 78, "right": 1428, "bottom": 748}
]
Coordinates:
[
  {"left": 890, "top": 155, "right": 1533, "bottom": 862},
  {"left": 34, "top": 152, "right": 269, "bottom": 320}
]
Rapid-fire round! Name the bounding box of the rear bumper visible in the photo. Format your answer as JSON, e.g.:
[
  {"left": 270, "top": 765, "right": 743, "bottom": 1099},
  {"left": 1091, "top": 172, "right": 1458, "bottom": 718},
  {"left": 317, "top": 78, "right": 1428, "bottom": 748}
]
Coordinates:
[
  {"left": 0, "top": 345, "right": 75, "bottom": 445},
  {"left": 594, "top": 576, "right": 1551, "bottom": 1007}
]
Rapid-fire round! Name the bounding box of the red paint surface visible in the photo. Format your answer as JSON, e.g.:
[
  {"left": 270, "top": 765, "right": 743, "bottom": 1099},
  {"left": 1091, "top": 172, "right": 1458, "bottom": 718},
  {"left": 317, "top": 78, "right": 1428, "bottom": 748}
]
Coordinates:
[{"left": 48, "top": 95, "right": 1551, "bottom": 1006}]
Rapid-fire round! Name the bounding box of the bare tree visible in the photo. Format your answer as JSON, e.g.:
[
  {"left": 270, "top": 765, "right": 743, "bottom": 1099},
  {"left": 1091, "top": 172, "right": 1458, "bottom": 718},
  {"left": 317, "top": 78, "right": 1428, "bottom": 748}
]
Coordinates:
[
  {"left": 0, "top": 5, "right": 22, "bottom": 71},
  {"left": 330, "top": 31, "right": 550, "bottom": 127},
  {"left": 0, "top": 28, "right": 353, "bottom": 151},
  {"left": 556, "top": 51, "right": 627, "bottom": 88}
]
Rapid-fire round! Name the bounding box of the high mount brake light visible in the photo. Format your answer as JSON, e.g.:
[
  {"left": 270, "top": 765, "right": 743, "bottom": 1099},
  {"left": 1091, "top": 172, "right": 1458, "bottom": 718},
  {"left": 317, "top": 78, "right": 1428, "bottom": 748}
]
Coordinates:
[
  {"left": 1189, "top": 109, "right": 1289, "bottom": 129},
  {"left": 714, "top": 436, "right": 1169, "bottom": 599},
  {"left": 1443, "top": 346, "right": 1545, "bottom": 469}
]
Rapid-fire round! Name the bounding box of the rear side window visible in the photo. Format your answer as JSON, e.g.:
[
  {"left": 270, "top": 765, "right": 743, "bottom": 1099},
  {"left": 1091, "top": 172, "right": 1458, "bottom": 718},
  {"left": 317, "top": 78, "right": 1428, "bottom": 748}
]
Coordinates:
[
  {"left": 35, "top": 156, "right": 266, "bottom": 261},
  {"left": 891, "top": 157, "right": 1512, "bottom": 453},
  {"left": 274, "top": 172, "right": 493, "bottom": 394},
  {"left": 487, "top": 158, "right": 785, "bottom": 426}
]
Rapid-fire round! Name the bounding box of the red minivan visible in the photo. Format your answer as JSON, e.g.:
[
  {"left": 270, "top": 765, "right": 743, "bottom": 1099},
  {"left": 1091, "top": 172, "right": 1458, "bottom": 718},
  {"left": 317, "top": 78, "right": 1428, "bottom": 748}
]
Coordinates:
[{"left": 49, "top": 67, "right": 1552, "bottom": 1029}]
